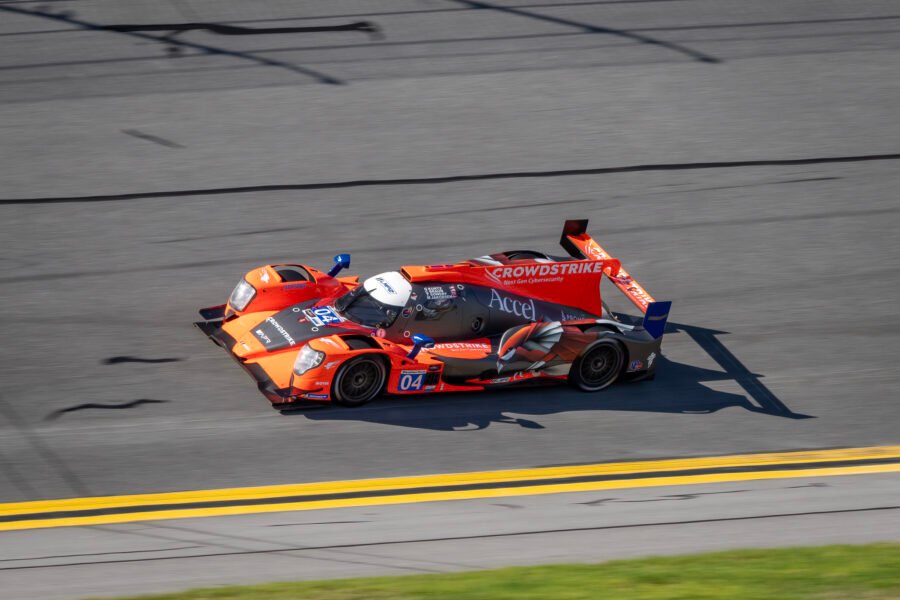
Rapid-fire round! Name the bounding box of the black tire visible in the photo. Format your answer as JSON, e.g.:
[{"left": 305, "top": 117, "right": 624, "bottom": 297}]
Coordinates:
[
  {"left": 568, "top": 339, "right": 624, "bottom": 392},
  {"left": 332, "top": 355, "right": 387, "bottom": 407}
]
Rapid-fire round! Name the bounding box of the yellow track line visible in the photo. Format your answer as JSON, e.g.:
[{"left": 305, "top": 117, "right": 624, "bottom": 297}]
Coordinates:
[
  {"left": 2, "top": 445, "right": 898, "bottom": 518},
  {"left": 1, "top": 463, "right": 897, "bottom": 532}
]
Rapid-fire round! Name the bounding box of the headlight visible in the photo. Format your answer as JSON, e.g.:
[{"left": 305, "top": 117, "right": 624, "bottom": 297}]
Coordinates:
[
  {"left": 228, "top": 279, "right": 256, "bottom": 311},
  {"left": 293, "top": 344, "right": 325, "bottom": 375}
]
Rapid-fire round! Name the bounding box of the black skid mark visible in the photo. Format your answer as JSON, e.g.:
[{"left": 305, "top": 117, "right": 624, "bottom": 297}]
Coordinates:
[
  {"left": 449, "top": 0, "right": 719, "bottom": 63},
  {"left": 267, "top": 520, "right": 371, "bottom": 527},
  {"left": 618, "top": 489, "right": 752, "bottom": 503},
  {"left": 102, "top": 356, "right": 183, "bottom": 365},
  {"left": 5, "top": 152, "right": 898, "bottom": 205},
  {"left": 0, "top": 4, "right": 349, "bottom": 84},
  {"left": 102, "top": 21, "right": 380, "bottom": 37},
  {"left": 45, "top": 399, "right": 170, "bottom": 421},
  {"left": 577, "top": 497, "right": 619, "bottom": 506},
  {"left": 121, "top": 129, "right": 184, "bottom": 149}
]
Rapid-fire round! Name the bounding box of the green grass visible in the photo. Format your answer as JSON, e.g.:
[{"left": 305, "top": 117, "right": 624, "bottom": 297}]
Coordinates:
[{"left": 102, "top": 544, "right": 900, "bottom": 600}]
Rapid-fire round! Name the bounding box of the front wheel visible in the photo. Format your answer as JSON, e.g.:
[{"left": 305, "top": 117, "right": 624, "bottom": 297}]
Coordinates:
[
  {"left": 568, "top": 339, "right": 624, "bottom": 392},
  {"left": 332, "top": 356, "right": 387, "bottom": 407}
]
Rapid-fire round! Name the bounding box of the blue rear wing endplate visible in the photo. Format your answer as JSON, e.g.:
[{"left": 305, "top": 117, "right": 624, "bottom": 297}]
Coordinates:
[{"left": 642, "top": 301, "right": 672, "bottom": 339}]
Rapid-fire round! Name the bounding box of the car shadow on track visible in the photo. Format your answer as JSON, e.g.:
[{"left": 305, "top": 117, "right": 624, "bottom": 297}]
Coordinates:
[{"left": 287, "top": 322, "right": 813, "bottom": 431}]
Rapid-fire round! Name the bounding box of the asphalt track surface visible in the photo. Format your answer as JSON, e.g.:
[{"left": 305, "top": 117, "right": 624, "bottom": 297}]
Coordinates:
[
  {"left": 1, "top": 0, "right": 899, "bottom": 596},
  {"left": 2, "top": 473, "right": 898, "bottom": 600}
]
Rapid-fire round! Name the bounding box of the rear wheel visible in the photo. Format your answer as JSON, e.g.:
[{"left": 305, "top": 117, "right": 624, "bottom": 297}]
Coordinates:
[
  {"left": 332, "top": 356, "right": 386, "bottom": 407},
  {"left": 568, "top": 339, "right": 624, "bottom": 392}
]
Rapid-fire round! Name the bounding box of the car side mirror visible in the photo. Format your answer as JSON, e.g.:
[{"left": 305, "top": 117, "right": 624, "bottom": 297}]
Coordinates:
[
  {"left": 327, "top": 253, "right": 351, "bottom": 277},
  {"left": 407, "top": 333, "right": 436, "bottom": 359}
]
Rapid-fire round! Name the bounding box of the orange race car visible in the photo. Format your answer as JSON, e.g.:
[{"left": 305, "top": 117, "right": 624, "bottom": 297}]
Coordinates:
[{"left": 195, "top": 220, "right": 672, "bottom": 409}]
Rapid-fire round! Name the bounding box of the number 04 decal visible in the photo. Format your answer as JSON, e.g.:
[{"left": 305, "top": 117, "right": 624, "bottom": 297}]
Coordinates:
[
  {"left": 398, "top": 371, "right": 425, "bottom": 391},
  {"left": 303, "top": 306, "right": 345, "bottom": 327}
]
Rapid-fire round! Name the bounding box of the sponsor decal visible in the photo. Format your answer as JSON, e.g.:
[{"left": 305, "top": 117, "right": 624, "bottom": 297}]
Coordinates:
[
  {"left": 485, "top": 261, "right": 604, "bottom": 286},
  {"left": 647, "top": 352, "right": 656, "bottom": 368},
  {"left": 284, "top": 283, "right": 308, "bottom": 290},
  {"left": 304, "top": 393, "right": 328, "bottom": 400},
  {"left": 626, "top": 285, "right": 653, "bottom": 307},
  {"left": 489, "top": 372, "right": 537, "bottom": 384},
  {"left": 425, "top": 385, "right": 436, "bottom": 391},
  {"left": 607, "top": 271, "right": 652, "bottom": 307},
  {"left": 628, "top": 359, "right": 644, "bottom": 372},
  {"left": 560, "top": 309, "right": 581, "bottom": 322},
  {"left": 315, "top": 381, "right": 330, "bottom": 386},
  {"left": 324, "top": 360, "right": 341, "bottom": 370},
  {"left": 398, "top": 370, "right": 426, "bottom": 391},
  {"left": 375, "top": 276, "right": 396, "bottom": 294},
  {"left": 582, "top": 241, "right": 610, "bottom": 261},
  {"left": 609, "top": 274, "right": 633, "bottom": 286},
  {"left": 318, "top": 337, "right": 340, "bottom": 347},
  {"left": 254, "top": 329, "right": 272, "bottom": 344},
  {"left": 259, "top": 268, "right": 270, "bottom": 284},
  {"left": 435, "top": 342, "right": 491, "bottom": 350},
  {"left": 265, "top": 317, "right": 295, "bottom": 345},
  {"left": 303, "top": 306, "right": 344, "bottom": 327},
  {"left": 424, "top": 286, "right": 455, "bottom": 300},
  {"left": 488, "top": 289, "right": 536, "bottom": 320}
]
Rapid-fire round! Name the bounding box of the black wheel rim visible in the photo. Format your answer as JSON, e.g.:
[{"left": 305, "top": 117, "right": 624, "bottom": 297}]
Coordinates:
[
  {"left": 339, "top": 359, "right": 382, "bottom": 402},
  {"left": 579, "top": 344, "right": 619, "bottom": 387}
]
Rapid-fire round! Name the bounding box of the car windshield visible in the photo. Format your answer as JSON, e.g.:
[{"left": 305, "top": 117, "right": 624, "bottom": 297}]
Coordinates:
[{"left": 334, "top": 286, "right": 400, "bottom": 328}]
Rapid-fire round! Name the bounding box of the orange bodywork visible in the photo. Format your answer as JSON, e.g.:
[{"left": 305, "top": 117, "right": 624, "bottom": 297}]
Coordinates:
[
  {"left": 565, "top": 233, "right": 656, "bottom": 313},
  {"left": 196, "top": 219, "right": 669, "bottom": 408}
]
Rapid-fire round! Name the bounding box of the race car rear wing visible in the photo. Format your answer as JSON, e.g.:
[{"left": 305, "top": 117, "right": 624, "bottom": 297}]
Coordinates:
[{"left": 561, "top": 219, "right": 671, "bottom": 339}]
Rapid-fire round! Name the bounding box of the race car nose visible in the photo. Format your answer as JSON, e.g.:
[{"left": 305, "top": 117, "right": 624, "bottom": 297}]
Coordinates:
[{"left": 233, "top": 333, "right": 264, "bottom": 359}]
